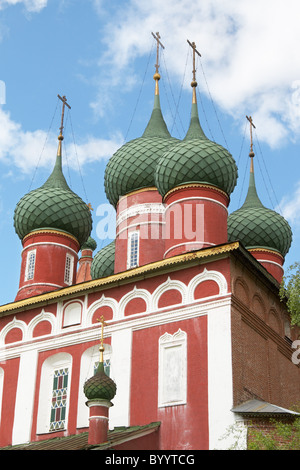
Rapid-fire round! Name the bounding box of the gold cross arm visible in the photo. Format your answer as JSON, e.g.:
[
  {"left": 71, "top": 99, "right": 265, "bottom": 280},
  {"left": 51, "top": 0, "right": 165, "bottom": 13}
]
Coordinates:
[
  {"left": 187, "top": 40, "right": 201, "bottom": 84},
  {"left": 151, "top": 32, "right": 165, "bottom": 74},
  {"left": 57, "top": 94, "right": 71, "bottom": 138},
  {"left": 246, "top": 115, "right": 256, "bottom": 154}
]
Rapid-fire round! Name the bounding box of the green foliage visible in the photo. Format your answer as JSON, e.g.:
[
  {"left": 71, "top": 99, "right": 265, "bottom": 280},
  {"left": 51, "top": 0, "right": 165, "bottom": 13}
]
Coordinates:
[
  {"left": 280, "top": 262, "right": 300, "bottom": 327},
  {"left": 248, "top": 417, "right": 300, "bottom": 450}
]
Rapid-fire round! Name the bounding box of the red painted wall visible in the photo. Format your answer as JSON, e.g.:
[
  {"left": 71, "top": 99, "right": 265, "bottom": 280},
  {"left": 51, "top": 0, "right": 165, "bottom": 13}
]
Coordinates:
[
  {"left": 129, "top": 317, "right": 209, "bottom": 450},
  {"left": 0, "top": 357, "right": 20, "bottom": 447}
]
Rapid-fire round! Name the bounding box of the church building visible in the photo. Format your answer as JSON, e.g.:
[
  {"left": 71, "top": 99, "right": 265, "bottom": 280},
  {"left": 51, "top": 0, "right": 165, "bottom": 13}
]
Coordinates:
[{"left": 0, "top": 36, "right": 299, "bottom": 451}]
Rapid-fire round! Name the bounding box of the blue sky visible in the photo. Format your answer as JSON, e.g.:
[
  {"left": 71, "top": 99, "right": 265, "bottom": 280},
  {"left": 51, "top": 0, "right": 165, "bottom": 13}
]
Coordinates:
[{"left": 0, "top": 0, "right": 300, "bottom": 305}]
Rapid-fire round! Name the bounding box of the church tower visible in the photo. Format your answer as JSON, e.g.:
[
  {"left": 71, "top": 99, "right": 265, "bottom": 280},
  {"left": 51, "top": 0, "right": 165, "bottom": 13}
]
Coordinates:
[
  {"left": 104, "top": 33, "right": 178, "bottom": 274},
  {"left": 228, "top": 116, "right": 292, "bottom": 283},
  {"left": 13, "top": 96, "right": 93, "bottom": 300},
  {"left": 155, "top": 41, "right": 237, "bottom": 259}
]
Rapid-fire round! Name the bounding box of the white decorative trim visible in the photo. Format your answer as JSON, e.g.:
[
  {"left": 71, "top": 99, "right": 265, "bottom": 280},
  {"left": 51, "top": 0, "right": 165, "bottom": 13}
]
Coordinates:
[
  {"left": 117, "top": 203, "right": 165, "bottom": 226},
  {"left": 118, "top": 286, "right": 151, "bottom": 319},
  {"left": 17, "top": 282, "right": 63, "bottom": 291},
  {"left": 256, "top": 259, "right": 283, "bottom": 270},
  {"left": 117, "top": 220, "right": 165, "bottom": 238},
  {"left": 0, "top": 296, "right": 231, "bottom": 362},
  {"left": 22, "top": 242, "right": 78, "bottom": 257},
  {"left": 166, "top": 196, "right": 228, "bottom": 212},
  {"left": 86, "top": 295, "right": 118, "bottom": 326},
  {"left": 0, "top": 317, "right": 27, "bottom": 346},
  {"left": 152, "top": 277, "right": 187, "bottom": 310},
  {"left": 88, "top": 415, "right": 109, "bottom": 420},
  {"left": 0, "top": 269, "right": 228, "bottom": 350},
  {"left": 164, "top": 241, "right": 215, "bottom": 258},
  {"left": 27, "top": 309, "right": 56, "bottom": 340},
  {"left": 158, "top": 329, "right": 187, "bottom": 407},
  {"left": 188, "top": 268, "right": 228, "bottom": 300}
]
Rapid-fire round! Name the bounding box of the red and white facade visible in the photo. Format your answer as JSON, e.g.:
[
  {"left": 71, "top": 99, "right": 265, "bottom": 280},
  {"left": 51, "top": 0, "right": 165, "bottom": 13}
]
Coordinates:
[
  {"left": 0, "top": 96, "right": 299, "bottom": 451},
  {"left": 0, "top": 216, "right": 299, "bottom": 449}
]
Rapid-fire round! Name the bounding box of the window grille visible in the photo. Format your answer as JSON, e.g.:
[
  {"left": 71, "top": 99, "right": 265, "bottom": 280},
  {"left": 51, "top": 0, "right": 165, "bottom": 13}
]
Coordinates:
[
  {"left": 64, "top": 254, "right": 74, "bottom": 285},
  {"left": 128, "top": 231, "right": 139, "bottom": 268},
  {"left": 25, "top": 250, "right": 36, "bottom": 281},
  {"left": 49, "top": 368, "right": 69, "bottom": 431}
]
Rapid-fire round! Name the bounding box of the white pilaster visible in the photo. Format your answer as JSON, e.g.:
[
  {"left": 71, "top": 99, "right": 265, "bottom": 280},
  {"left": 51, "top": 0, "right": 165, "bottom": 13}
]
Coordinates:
[
  {"left": 109, "top": 328, "right": 132, "bottom": 428},
  {"left": 12, "top": 349, "right": 38, "bottom": 445}
]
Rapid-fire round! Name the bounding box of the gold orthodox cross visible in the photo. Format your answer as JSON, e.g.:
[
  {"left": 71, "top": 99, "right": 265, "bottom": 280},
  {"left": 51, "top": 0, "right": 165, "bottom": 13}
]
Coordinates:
[
  {"left": 97, "top": 315, "right": 107, "bottom": 362},
  {"left": 246, "top": 115, "right": 256, "bottom": 172},
  {"left": 246, "top": 115, "right": 256, "bottom": 154},
  {"left": 187, "top": 39, "right": 201, "bottom": 84},
  {"left": 151, "top": 32, "right": 165, "bottom": 75},
  {"left": 57, "top": 94, "right": 71, "bottom": 138}
]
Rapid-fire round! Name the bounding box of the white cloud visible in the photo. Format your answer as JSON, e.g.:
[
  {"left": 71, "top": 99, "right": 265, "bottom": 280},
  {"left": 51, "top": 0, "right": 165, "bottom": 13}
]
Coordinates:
[
  {"left": 0, "top": 108, "right": 123, "bottom": 174},
  {"left": 91, "top": 0, "right": 300, "bottom": 148},
  {"left": 279, "top": 183, "right": 300, "bottom": 227},
  {"left": 0, "top": 0, "right": 48, "bottom": 12}
]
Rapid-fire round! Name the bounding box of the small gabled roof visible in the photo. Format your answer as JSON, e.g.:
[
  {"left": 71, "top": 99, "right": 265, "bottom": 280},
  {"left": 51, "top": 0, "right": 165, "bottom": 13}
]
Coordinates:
[{"left": 232, "top": 399, "right": 300, "bottom": 417}]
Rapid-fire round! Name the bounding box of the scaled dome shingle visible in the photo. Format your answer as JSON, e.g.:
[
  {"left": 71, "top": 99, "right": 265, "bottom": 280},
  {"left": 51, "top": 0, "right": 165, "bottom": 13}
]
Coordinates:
[
  {"left": 155, "top": 102, "right": 238, "bottom": 198},
  {"left": 228, "top": 165, "right": 292, "bottom": 257},
  {"left": 104, "top": 94, "right": 179, "bottom": 208},
  {"left": 91, "top": 240, "right": 115, "bottom": 279},
  {"left": 14, "top": 142, "right": 92, "bottom": 246}
]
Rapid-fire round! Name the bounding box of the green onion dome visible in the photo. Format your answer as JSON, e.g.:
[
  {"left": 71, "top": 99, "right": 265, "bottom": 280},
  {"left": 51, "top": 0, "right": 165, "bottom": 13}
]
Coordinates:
[
  {"left": 84, "top": 361, "right": 116, "bottom": 401},
  {"left": 14, "top": 138, "right": 92, "bottom": 247},
  {"left": 81, "top": 236, "right": 97, "bottom": 252},
  {"left": 155, "top": 100, "right": 238, "bottom": 198},
  {"left": 228, "top": 160, "right": 292, "bottom": 257},
  {"left": 104, "top": 81, "right": 179, "bottom": 208},
  {"left": 91, "top": 240, "right": 115, "bottom": 279}
]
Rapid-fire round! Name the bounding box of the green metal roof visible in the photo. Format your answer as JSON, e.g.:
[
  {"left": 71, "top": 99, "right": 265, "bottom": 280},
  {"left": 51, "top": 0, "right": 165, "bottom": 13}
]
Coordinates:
[
  {"left": 228, "top": 167, "right": 292, "bottom": 257},
  {"left": 1, "top": 422, "right": 161, "bottom": 451},
  {"left": 91, "top": 240, "right": 115, "bottom": 280},
  {"left": 104, "top": 94, "right": 178, "bottom": 207},
  {"left": 155, "top": 102, "right": 238, "bottom": 197},
  {"left": 14, "top": 147, "right": 92, "bottom": 246}
]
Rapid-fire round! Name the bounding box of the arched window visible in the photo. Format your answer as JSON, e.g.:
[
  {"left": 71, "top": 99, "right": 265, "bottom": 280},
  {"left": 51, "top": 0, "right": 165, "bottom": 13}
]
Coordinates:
[
  {"left": 64, "top": 254, "right": 74, "bottom": 285},
  {"left": 127, "top": 231, "right": 139, "bottom": 268},
  {"left": 36, "top": 353, "right": 72, "bottom": 434},
  {"left": 25, "top": 249, "right": 36, "bottom": 281}
]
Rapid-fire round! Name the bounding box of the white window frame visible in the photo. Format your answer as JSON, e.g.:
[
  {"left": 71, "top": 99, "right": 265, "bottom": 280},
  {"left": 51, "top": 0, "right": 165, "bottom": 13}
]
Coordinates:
[
  {"left": 158, "top": 329, "right": 187, "bottom": 408},
  {"left": 36, "top": 353, "right": 72, "bottom": 435},
  {"left": 64, "top": 253, "right": 74, "bottom": 285},
  {"left": 25, "top": 249, "right": 36, "bottom": 281},
  {"left": 127, "top": 231, "right": 139, "bottom": 269}
]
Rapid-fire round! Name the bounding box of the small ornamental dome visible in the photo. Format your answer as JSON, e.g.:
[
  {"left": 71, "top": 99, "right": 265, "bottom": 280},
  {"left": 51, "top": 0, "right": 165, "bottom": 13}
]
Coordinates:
[
  {"left": 155, "top": 101, "right": 238, "bottom": 198},
  {"left": 228, "top": 160, "right": 292, "bottom": 258},
  {"left": 84, "top": 362, "right": 117, "bottom": 401},
  {"left": 14, "top": 139, "right": 92, "bottom": 247},
  {"left": 81, "top": 236, "right": 97, "bottom": 252},
  {"left": 91, "top": 240, "right": 115, "bottom": 279},
  {"left": 104, "top": 78, "right": 179, "bottom": 208}
]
